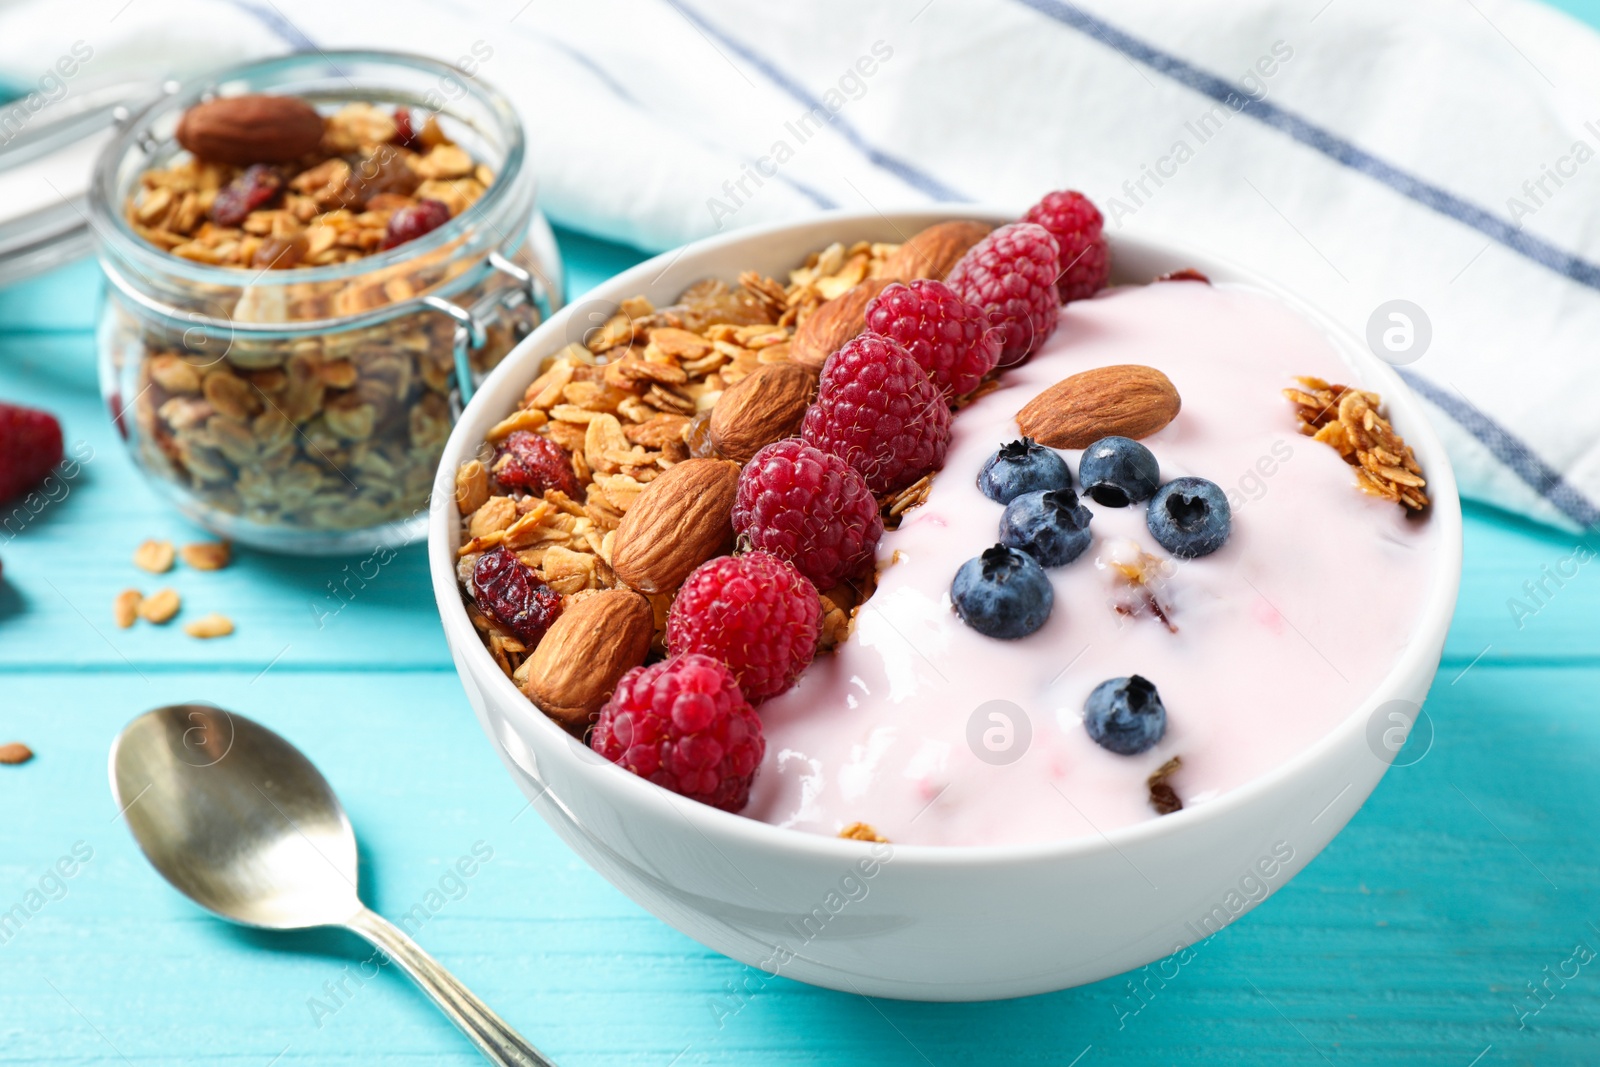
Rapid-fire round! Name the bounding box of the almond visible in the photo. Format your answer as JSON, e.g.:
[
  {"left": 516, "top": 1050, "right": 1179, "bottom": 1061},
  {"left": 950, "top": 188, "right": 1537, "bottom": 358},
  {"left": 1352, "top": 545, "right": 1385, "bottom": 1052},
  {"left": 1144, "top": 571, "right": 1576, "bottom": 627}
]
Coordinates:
[
  {"left": 521, "top": 589, "right": 653, "bottom": 730},
  {"left": 114, "top": 589, "right": 143, "bottom": 629},
  {"left": 138, "top": 588, "right": 182, "bottom": 625},
  {"left": 1016, "top": 365, "right": 1181, "bottom": 448},
  {"left": 611, "top": 458, "right": 739, "bottom": 593},
  {"left": 708, "top": 362, "right": 817, "bottom": 464},
  {"left": 176, "top": 95, "right": 325, "bottom": 165},
  {"left": 881, "top": 220, "right": 992, "bottom": 282},
  {"left": 133, "top": 539, "right": 175, "bottom": 574},
  {"left": 790, "top": 278, "right": 891, "bottom": 370}
]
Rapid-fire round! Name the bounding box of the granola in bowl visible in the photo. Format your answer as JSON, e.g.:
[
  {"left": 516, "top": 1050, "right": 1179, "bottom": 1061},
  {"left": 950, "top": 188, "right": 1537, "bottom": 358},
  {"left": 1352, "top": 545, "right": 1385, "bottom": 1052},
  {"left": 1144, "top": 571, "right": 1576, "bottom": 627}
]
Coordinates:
[
  {"left": 451, "top": 238, "right": 905, "bottom": 680},
  {"left": 450, "top": 191, "right": 1441, "bottom": 848}
]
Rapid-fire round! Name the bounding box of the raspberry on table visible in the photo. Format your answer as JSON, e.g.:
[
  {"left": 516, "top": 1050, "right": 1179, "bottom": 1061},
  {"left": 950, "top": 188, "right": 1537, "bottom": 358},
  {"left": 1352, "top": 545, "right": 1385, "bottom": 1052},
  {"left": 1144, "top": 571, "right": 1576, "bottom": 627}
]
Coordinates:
[
  {"left": 801, "top": 333, "right": 951, "bottom": 495},
  {"left": 0, "top": 401, "right": 64, "bottom": 505},
  {"left": 1023, "top": 190, "right": 1110, "bottom": 303},
  {"left": 732, "top": 439, "right": 883, "bottom": 591},
  {"left": 667, "top": 551, "right": 822, "bottom": 703},
  {"left": 946, "top": 222, "right": 1062, "bottom": 367},
  {"left": 590, "top": 652, "right": 765, "bottom": 812},
  {"left": 471, "top": 546, "right": 562, "bottom": 645},
  {"left": 492, "top": 430, "right": 580, "bottom": 498},
  {"left": 382, "top": 197, "right": 452, "bottom": 250},
  {"left": 862, "top": 280, "right": 1000, "bottom": 398}
]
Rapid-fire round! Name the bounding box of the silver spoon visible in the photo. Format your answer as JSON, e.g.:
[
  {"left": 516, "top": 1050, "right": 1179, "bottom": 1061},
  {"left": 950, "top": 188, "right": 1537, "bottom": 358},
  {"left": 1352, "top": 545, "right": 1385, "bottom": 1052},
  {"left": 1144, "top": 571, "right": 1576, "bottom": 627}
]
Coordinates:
[{"left": 110, "top": 703, "right": 555, "bottom": 1067}]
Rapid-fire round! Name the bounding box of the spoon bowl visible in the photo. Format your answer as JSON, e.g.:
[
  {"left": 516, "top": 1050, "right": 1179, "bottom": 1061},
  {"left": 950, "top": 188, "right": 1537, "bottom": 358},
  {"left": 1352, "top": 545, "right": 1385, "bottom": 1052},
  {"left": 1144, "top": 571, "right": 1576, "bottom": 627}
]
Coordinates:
[
  {"left": 110, "top": 704, "right": 554, "bottom": 1067},
  {"left": 111, "top": 704, "right": 360, "bottom": 929}
]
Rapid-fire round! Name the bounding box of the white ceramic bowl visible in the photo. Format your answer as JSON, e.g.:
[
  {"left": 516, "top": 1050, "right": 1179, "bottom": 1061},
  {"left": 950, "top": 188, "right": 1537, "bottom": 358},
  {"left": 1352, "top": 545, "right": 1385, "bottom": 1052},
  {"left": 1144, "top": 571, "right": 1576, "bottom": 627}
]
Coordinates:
[{"left": 428, "top": 209, "right": 1462, "bottom": 1001}]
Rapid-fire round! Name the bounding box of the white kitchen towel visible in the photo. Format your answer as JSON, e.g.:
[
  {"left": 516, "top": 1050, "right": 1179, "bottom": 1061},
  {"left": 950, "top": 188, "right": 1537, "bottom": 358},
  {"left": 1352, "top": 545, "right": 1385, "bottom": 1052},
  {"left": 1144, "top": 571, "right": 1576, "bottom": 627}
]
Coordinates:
[{"left": 5, "top": 0, "right": 1599, "bottom": 531}]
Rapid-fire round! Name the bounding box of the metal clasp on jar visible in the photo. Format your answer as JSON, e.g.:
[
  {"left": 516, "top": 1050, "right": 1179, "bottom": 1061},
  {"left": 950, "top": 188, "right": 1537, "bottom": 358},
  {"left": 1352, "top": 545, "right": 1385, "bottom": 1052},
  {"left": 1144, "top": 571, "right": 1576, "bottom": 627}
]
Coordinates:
[{"left": 423, "top": 251, "right": 554, "bottom": 408}]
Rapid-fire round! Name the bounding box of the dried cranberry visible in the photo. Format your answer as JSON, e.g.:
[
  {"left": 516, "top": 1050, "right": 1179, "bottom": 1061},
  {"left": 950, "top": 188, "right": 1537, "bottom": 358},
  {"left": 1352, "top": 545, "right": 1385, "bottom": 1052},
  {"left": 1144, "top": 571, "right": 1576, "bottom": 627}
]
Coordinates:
[
  {"left": 472, "top": 547, "right": 562, "bottom": 645},
  {"left": 392, "top": 107, "right": 422, "bottom": 152},
  {"left": 381, "top": 197, "right": 451, "bottom": 250},
  {"left": 210, "top": 164, "right": 283, "bottom": 226},
  {"left": 493, "top": 431, "right": 580, "bottom": 498}
]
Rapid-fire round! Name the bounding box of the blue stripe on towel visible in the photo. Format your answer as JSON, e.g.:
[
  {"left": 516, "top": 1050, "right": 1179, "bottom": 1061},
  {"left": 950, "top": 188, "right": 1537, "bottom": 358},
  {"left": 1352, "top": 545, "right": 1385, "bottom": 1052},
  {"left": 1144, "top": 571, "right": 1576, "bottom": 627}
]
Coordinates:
[
  {"left": 1395, "top": 370, "right": 1600, "bottom": 529},
  {"left": 1015, "top": 0, "right": 1600, "bottom": 291},
  {"left": 221, "top": 0, "right": 317, "bottom": 51},
  {"left": 659, "top": 0, "right": 967, "bottom": 203},
  {"left": 527, "top": 30, "right": 840, "bottom": 211}
]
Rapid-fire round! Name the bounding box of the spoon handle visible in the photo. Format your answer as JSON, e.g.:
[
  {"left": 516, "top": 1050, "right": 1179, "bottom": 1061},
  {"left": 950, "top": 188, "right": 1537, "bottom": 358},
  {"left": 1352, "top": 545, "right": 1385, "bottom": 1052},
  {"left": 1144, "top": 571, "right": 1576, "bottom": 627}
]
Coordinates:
[{"left": 345, "top": 907, "right": 556, "bottom": 1067}]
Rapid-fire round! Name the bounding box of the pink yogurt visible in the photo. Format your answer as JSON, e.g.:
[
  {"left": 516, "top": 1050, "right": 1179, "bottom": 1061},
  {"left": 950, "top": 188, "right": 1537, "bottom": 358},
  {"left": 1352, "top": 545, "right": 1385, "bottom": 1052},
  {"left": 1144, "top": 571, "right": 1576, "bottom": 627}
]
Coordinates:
[{"left": 744, "top": 280, "right": 1436, "bottom": 847}]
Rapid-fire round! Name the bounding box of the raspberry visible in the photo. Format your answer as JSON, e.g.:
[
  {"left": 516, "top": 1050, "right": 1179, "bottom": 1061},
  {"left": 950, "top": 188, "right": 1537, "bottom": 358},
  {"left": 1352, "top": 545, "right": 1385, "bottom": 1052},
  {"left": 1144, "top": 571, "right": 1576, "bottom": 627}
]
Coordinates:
[
  {"left": 946, "top": 222, "right": 1062, "bottom": 367},
  {"left": 492, "top": 431, "right": 579, "bottom": 498},
  {"left": 0, "top": 402, "right": 64, "bottom": 504},
  {"left": 382, "top": 197, "right": 451, "bottom": 250},
  {"left": 732, "top": 439, "right": 883, "bottom": 591},
  {"left": 210, "top": 164, "right": 283, "bottom": 226},
  {"left": 801, "top": 334, "right": 951, "bottom": 495},
  {"left": 471, "top": 546, "right": 562, "bottom": 645},
  {"left": 667, "top": 552, "right": 821, "bottom": 703},
  {"left": 1023, "top": 190, "right": 1110, "bottom": 303},
  {"left": 591, "top": 652, "right": 764, "bottom": 812},
  {"left": 862, "top": 280, "right": 1000, "bottom": 398}
]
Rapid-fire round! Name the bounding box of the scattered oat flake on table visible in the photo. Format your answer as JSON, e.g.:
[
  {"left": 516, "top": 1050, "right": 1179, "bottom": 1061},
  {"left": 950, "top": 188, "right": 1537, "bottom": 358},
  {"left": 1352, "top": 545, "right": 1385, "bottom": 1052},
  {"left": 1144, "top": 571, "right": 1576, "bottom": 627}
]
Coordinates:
[
  {"left": 0, "top": 742, "right": 33, "bottom": 765},
  {"left": 184, "top": 613, "right": 234, "bottom": 639},
  {"left": 114, "top": 589, "right": 143, "bottom": 628},
  {"left": 138, "top": 588, "right": 181, "bottom": 624},
  {"left": 839, "top": 822, "right": 889, "bottom": 843},
  {"left": 1283, "top": 376, "right": 1428, "bottom": 511},
  {"left": 180, "top": 541, "right": 231, "bottom": 571},
  {"left": 133, "top": 539, "right": 176, "bottom": 573}
]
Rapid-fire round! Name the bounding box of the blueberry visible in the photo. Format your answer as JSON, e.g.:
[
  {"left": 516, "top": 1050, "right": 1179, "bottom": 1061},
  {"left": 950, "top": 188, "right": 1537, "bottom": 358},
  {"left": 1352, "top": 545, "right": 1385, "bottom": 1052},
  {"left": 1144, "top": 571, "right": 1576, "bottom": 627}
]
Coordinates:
[
  {"left": 1078, "top": 436, "right": 1160, "bottom": 507},
  {"left": 1000, "top": 489, "right": 1093, "bottom": 567},
  {"left": 1083, "top": 675, "right": 1167, "bottom": 755},
  {"left": 951, "top": 544, "right": 1054, "bottom": 639},
  {"left": 1146, "top": 477, "right": 1232, "bottom": 558},
  {"left": 978, "top": 437, "right": 1072, "bottom": 504}
]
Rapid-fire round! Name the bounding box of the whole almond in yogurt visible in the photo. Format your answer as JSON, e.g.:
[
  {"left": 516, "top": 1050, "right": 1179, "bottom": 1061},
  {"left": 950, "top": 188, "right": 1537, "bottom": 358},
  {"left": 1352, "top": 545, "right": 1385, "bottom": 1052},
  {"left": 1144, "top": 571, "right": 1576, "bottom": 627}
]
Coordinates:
[{"left": 1016, "top": 364, "right": 1180, "bottom": 448}]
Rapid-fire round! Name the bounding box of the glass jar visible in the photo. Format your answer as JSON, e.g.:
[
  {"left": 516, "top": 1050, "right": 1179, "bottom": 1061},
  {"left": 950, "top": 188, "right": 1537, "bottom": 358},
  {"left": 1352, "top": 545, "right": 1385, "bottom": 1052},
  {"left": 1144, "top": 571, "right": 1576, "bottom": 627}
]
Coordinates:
[{"left": 89, "top": 52, "right": 563, "bottom": 554}]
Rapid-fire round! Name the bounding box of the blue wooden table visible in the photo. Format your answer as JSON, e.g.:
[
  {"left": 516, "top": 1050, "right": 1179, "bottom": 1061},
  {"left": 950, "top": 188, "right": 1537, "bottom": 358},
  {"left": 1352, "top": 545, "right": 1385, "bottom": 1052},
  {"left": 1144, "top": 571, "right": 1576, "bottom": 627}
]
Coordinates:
[{"left": 7, "top": 30, "right": 1600, "bottom": 1064}]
